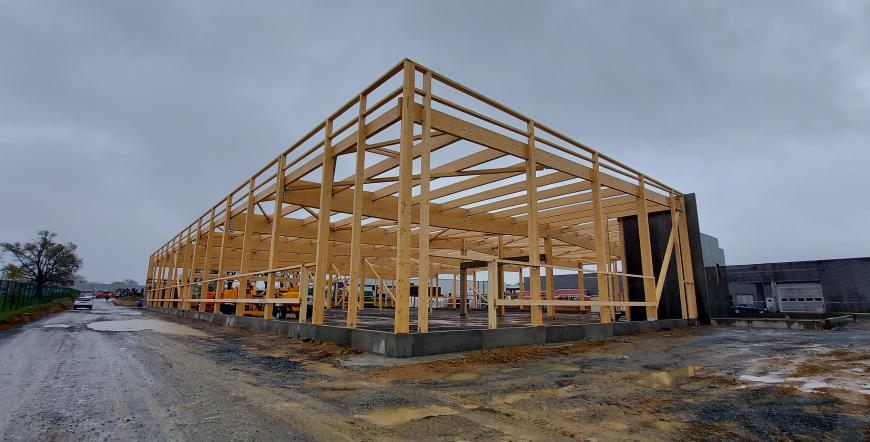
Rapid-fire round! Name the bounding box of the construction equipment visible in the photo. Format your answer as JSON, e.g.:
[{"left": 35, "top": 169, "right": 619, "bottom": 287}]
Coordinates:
[
  {"left": 271, "top": 286, "right": 311, "bottom": 319},
  {"left": 204, "top": 285, "right": 311, "bottom": 319}
]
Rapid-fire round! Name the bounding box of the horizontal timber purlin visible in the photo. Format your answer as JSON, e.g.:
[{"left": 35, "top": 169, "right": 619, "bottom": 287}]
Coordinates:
[{"left": 146, "top": 58, "right": 698, "bottom": 337}]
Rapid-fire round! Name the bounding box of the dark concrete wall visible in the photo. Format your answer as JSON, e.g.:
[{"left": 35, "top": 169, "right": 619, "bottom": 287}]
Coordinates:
[
  {"left": 704, "top": 265, "right": 731, "bottom": 318},
  {"left": 621, "top": 212, "right": 682, "bottom": 320},
  {"left": 726, "top": 257, "right": 870, "bottom": 313},
  {"left": 523, "top": 274, "right": 603, "bottom": 296},
  {"left": 684, "top": 194, "right": 722, "bottom": 323},
  {"left": 521, "top": 194, "right": 718, "bottom": 322}
]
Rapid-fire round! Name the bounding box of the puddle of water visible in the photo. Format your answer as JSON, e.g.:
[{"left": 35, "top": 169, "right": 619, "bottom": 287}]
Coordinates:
[
  {"left": 540, "top": 362, "right": 579, "bottom": 372},
  {"left": 357, "top": 405, "right": 457, "bottom": 426},
  {"left": 543, "top": 342, "right": 573, "bottom": 348},
  {"left": 443, "top": 372, "right": 480, "bottom": 382},
  {"left": 651, "top": 420, "right": 683, "bottom": 433},
  {"left": 601, "top": 420, "right": 630, "bottom": 431},
  {"left": 87, "top": 319, "right": 207, "bottom": 337},
  {"left": 42, "top": 324, "right": 72, "bottom": 328},
  {"left": 491, "top": 386, "right": 574, "bottom": 405},
  {"left": 634, "top": 365, "right": 701, "bottom": 389},
  {"left": 740, "top": 372, "right": 870, "bottom": 398},
  {"left": 583, "top": 352, "right": 629, "bottom": 360},
  {"left": 271, "top": 402, "right": 301, "bottom": 410},
  {"left": 307, "top": 379, "right": 384, "bottom": 390},
  {"left": 739, "top": 374, "right": 786, "bottom": 384}
]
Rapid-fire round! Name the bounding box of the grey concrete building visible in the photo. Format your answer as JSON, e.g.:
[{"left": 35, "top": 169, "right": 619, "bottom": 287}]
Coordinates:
[{"left": 726, "top": 257, "right": 870, "bottom": 313}]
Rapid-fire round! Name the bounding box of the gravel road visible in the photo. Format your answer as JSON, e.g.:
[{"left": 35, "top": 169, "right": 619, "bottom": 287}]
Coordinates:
[
  {"left": 0, "top": 302, "right": 329, "bottom": 441},
  {"left": 1, "top": 302, "right": 867, "bottom": 441}
]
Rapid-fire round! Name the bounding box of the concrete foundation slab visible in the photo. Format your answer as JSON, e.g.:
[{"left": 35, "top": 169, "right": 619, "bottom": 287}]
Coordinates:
[{"left": 147, "top": 306, "right": 696, "bottom": 357}]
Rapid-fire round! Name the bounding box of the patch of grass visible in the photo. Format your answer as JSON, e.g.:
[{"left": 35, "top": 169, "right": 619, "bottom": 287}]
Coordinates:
[{"left": 0, "top": 296, "right": 75, "bottom": 324}]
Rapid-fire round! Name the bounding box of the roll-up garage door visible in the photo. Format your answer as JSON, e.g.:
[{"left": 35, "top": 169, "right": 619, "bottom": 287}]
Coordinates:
[{"left": 776, "top": 282, "right": 825, "bottom": 313}]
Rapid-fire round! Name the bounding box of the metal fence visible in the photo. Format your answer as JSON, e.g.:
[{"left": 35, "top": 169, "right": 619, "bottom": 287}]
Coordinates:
[{"left": 0, "top": 280, "right": 80, "bottom": 314}]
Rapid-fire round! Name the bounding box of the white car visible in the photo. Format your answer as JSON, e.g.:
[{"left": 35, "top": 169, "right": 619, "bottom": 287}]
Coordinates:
[{"left": 73, "top": 296, "right": 94, "bottom": 310}]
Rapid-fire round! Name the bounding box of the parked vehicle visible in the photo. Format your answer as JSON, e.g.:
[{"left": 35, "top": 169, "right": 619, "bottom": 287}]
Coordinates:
[
  {"left": 730, "top": 304, "right": 768, "bottom": 315},
  {"left": 73, "top": 296, "right": 94, "bottom": 310}
]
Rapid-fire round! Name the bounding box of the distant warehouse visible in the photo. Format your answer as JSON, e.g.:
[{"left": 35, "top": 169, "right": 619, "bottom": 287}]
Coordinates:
[{"left": 726, "top": 257, "right": 870, "bottom": 314}]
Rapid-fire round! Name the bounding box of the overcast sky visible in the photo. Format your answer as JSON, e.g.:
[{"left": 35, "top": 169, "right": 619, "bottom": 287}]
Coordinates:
[{"left": 1, "top": 1, "right": 868, "bottom": 283}]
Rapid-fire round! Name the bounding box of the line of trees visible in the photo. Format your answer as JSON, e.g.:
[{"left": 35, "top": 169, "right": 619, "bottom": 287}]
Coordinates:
[{"left": 1, "top": 230, "right": 83, "bottom": 295}]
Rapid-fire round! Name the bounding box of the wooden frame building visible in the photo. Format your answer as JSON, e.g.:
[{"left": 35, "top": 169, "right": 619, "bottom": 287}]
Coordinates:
[{"left": 145, "top": 59, "right": 699, "bottom": 334}]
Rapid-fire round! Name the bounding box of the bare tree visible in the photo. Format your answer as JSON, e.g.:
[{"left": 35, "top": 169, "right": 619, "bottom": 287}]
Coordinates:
[{"left": 1, "top": 230, "right": 82, "bottom": 294}]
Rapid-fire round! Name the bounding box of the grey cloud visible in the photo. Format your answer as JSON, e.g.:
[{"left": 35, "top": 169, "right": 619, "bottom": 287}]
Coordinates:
[{"left": 1, "top": 0, "right": 867, "bottom": 281}]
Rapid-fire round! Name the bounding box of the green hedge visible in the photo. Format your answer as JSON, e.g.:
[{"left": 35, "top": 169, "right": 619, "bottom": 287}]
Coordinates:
[{"left": 0, "top": 280, "right": 79, "bottom": 314}]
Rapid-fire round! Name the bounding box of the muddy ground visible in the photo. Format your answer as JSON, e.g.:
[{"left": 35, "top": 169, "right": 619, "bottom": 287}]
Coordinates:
[{"left": 0, "top": 302, "right": 867, "bottom": 441}]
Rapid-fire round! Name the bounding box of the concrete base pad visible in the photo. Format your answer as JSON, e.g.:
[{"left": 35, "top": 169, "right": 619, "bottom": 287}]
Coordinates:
[
  {"left": 146, "top": 306, "right": 695, "bottom": 357},
  {"left": 712, "top": 315, "right": 855, "bottom": 330}
]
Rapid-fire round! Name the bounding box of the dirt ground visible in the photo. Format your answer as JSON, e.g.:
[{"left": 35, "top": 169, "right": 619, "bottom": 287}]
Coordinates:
[{"left": 1, "top": 302, "right": 867, "bottom": 441}]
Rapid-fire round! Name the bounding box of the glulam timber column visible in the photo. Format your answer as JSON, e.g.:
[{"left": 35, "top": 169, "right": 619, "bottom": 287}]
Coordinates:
[
  {"left": 526, "top": 121, "right": 543, "bottom": 326},
  {"left": 199, "top": 207, "right": 216, "bottom": 312},
  {"left": 312, "top": 119, "right": 334, "bottom": 325},
  {"left": 617, "top": 219, "right": 630, "bottom": 320},
  {"left": 393, "top": 60, "right": 415, "bottom": 334},
  {"left": 264, "top": 155, "right": 286, "bottom": 320},
  {"left": 459, "top": 267, "right": 468, "bottom": 317},
  {"left": 676, "top": 196, "right": 698, "bottom": 319},
  {"left": 166, "top": 234, "right": 179, "bottom": 308},
  {"left": 154, "top": 247, "right": 165, "bottom": 307},
  {"left": 215, "top": 197, "right": 232, "bottom": 314},
  {"left": 236, "top": 178, "right": 256, "bottom": 317},
  {"left": 544, "top": 236, "right": 555, "bottom": 319},
  {"left": 347, "top": 93, "right": 366, "bottom": 328},
  {"left": 298, "top": 266, "right": 310, "bottom": 323},
  {"left": 591, "top": 153, "right": 611, "bottom": 323},
  {"left": 652, "top": 194, "right": 679, "bottom": 319},
  {"left": 497, "top": 236, "right": 506, "bottom": 317},
  {"left": 668, "top": 192, "right": 688, "bottom": 319},
  {"left": 153, "top": 251, "right": 163, "bottom": 307},
  {"left": 175, "top": 234, "right": 185, "bottom": 309},
  {"left": 518, "top": 269, "right": 524, "bottom": 311},
  {"left": 160, "top": 241, "right": 169, "bottom": 308},
  {"left": 636, "top": 175, "right": 657, "bottom": 320},
  {"left": 144, "top": 253, "right": 155, "bottom": 306},
  {"left": 184, "top": 220, "right": 201, "bottom": 310},
  {"left": 487, "top": 261, "right": 498, "bottom": 329},
  {"left": 459, "top": 241, "right": 468, "bottom": 317},
  {"left": 161, "top": 246, "right": 169, "bottom": 307},
  {"left": 417, "top": 70, "right": 433, "bottom": 333}
]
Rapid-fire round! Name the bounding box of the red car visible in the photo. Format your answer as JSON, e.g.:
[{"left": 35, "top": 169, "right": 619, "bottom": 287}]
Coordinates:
[{"left": 95, "top": 290, "right": 115, "bottom": 299}]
